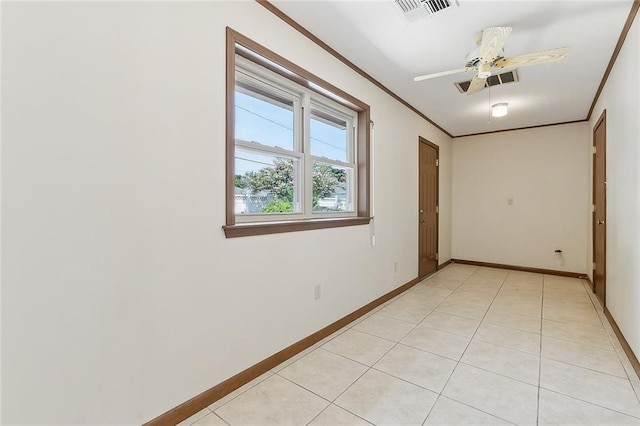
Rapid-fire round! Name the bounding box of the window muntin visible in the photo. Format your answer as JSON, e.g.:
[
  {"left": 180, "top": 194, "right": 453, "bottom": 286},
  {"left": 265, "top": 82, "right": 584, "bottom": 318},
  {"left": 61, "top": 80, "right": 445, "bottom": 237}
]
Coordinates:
[{"left": 233, "top": 56, "right": 357, "bottom": 223}]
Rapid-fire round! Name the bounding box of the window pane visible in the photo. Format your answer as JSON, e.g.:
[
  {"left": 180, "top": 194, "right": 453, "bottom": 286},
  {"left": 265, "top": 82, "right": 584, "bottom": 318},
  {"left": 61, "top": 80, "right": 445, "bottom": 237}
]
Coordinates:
[
  {"left": 235, "top": 148, "right": 298, "bottom": 215},
  {"left": 312, "top": 162, "right": 352, "bottom": 212},
  {"left": 310, "top": 109, "right": 348, "bottom": 163},
  {"left": 235, "top": 87, "right": 294, "bottom": 151}
]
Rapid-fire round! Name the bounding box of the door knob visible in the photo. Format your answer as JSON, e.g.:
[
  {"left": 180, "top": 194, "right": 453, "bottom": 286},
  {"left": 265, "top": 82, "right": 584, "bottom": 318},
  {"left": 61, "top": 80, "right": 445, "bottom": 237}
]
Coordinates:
[
  {"left": 419, "top": 209, "right": 424, "bottom": 213},
  {"left": 597, "top": 220, "right": 605, "bottom": 225}
]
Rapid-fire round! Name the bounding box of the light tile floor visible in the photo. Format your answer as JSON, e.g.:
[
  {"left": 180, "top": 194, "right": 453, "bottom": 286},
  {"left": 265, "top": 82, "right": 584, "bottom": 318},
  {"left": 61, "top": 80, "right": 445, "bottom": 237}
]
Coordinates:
[{"left": 180, "top": 264, "right": 640, "bottom": 426}]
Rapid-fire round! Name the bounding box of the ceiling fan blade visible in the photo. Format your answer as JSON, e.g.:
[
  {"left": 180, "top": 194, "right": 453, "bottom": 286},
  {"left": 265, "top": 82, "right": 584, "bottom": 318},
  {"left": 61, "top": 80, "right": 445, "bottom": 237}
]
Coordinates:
[
  {"left": 414, "top": 67, "right": 476, "bottom": 82},
  {"left": 494, "top": 47, "right": 569, "bottom": 69},
  {"left": 466, "top": 75, "right": 487, "bottom": 95},
  {"left": 479, "top": 26, "right": 512, "bottom": 64}
]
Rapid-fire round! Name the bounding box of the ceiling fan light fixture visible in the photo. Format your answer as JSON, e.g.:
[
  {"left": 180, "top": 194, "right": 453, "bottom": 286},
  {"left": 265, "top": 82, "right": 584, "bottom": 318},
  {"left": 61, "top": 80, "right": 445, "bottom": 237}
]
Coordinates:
[{"left": 492, "top": 103, "right": 508, "bottom": 117}]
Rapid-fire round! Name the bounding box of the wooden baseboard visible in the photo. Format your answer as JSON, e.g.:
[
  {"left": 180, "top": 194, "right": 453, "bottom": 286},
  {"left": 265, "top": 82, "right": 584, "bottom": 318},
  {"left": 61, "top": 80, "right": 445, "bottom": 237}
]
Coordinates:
[
  {"left": 603, "top": 307, "right": 640, "bottom": 380},
  {"left": 585, "top": 276, "right": 595, "bottom": 292},
  {"left": 438, "top": 259, "right": 453, "bottom": 270},
  {"left": 451, "top": 259, "right": 588, "bottom": 279},
  {"left": 144, "top": 275, "right": 427, "bottom": 425}
]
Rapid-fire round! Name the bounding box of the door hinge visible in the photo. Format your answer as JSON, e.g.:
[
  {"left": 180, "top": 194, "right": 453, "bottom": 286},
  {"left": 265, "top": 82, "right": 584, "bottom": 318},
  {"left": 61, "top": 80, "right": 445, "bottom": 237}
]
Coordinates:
[
  {"left": 592, "top": 262, "right": 596, "bottom": 271},
  {"left": 435, "top": 159, "right": 439, "bottom": 167},
  {"left": 435, "top": 206, "right": 439, "bottom": 213},
  {"left": 592, "top": 204, "right": 596, "bottom": 212},
  {"left": 592, "top": 146, "right": 596, "bottom": 154}
]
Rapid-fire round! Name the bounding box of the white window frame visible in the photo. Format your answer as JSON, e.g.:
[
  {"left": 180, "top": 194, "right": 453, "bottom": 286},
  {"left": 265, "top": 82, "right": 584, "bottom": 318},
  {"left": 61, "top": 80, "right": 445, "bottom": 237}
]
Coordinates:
[
  {"left": 234, "top": 55, "right": 358, "bottom": 223},
  {"left": 307, "top": 100, "right": 357, "bottom": 215}
]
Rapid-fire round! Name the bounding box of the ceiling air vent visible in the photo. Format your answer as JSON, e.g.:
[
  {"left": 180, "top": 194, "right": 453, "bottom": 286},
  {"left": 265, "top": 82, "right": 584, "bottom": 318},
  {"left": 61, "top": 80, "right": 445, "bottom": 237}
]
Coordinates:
[
  {"left": 396, "top": 0, "right": 457, "bottom": 21},
  {"left": 455, "top": 70, "right": 519, "bottom": 94}
]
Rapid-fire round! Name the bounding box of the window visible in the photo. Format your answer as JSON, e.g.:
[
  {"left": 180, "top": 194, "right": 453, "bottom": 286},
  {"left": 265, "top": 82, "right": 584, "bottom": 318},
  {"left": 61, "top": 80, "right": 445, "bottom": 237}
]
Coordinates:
[{"left": 224, "top": 28, "right": 371, "bottom": 238}]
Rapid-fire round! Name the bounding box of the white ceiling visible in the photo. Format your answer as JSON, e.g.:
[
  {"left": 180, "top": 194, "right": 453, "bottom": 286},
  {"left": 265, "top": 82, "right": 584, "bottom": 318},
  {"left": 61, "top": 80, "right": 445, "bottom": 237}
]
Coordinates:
[{"left": 271, "top": 0, "right": 634, "bottom": 136}]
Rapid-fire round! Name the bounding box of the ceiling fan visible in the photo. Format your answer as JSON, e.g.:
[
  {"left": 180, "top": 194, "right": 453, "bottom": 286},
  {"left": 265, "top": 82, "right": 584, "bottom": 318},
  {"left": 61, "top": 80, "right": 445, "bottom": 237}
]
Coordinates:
[{"left": 413, "top": 27, "right": 569, "bottom": 95}]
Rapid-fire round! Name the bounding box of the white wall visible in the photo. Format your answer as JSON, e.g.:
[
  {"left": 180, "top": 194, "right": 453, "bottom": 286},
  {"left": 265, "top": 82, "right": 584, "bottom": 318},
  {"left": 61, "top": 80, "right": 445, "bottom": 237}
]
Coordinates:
[
  {"left": 588, "top": 11, "right": 640, "bottom": 362},
  {"left": 452, "top": 123, "right": 590, "bottom": 273},
  {"left": 1, "top": 2, "right": 451, "bottom": 424}
]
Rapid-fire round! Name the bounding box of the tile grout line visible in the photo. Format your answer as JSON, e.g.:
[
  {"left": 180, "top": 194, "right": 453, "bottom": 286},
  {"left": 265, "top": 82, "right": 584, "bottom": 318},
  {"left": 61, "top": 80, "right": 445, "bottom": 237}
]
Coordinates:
[
  {"left": 181, "top": 407, "right": 222, "bottom": 426},
  {"left": 632, "top": 381, "right": 640, "bottom": 407},
  {"left": 454, "top": 360, "right": 539, "bottom": 387},
  {"left": 274, "top": 371, "right": 340, "bottom": 405},
  {"left": 425, "top": 304, "right": 491, "bottom": 322},
  {"left": 306, "top": 344, "right": 375, "bottom": 369},
  {"left": 208, "top": 370, "right": 276, "bottom": 416},
  {"left": 209, "top": 409, "right": 232, "bottom": 426},
  {"left": 416, "top": 321, "right": 480, "bottom": 340},
  {"left": 423, "top": 395, "right": 518, "bottom": 426},
  {"left": 374, "top": 273, "right": 457, "bottom": 325},
  {"left": 538, "top": 385, "right": 640, "bottom": 420},
  {"left": 540, "top": 318, "right": 614, "bottom": 351},
  {"left": 303, "top": 396, "right": 373, "bottom": 426},
  {"left": 350, "top": 322, "right": 417, "bottom": 345},
  {"left": 367, "top": 361, "right": 460, "bottom": 397},
  {"left": 536, "top": 274, "right": 546, "bottom": 426},
  {"left": 417, "top": 266, "right": 481, "bottom": 425},
  {"left": 469, "top": 336, "right": 541, "bottom": 358},
  {"left": 540, "top": 355, "right": 630, "bottom": 380},
  {"left": 421, "top": 267, "right": 510, "bottom": 425},
  {"left": 582, "top": 279, "right": 640, "bottom": 385},
  {"left": 539, "top": 277, "right": 640, "bottom": 420},
  {"left": 388, "top": 266, "right": 490, "bottom": 425},
  {"left": 213, "top": 411, "right": 231, "bottom": 426}
]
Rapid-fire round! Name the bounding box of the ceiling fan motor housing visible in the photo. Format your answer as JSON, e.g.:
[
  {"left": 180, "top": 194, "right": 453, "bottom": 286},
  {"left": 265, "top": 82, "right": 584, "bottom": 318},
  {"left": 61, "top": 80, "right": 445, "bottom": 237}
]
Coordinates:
[
  {"left": 477, "top": 62, "right": 492, "bottom": 78},
  {"left": 465, "top": 47, "right": 504, "bottom": 69}
]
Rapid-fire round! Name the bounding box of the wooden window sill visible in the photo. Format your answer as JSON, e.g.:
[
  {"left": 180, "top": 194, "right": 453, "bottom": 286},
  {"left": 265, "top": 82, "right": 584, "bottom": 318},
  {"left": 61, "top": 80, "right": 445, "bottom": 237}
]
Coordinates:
[{"left": 223, "top": 216, "right": 372, "bottom": 238}]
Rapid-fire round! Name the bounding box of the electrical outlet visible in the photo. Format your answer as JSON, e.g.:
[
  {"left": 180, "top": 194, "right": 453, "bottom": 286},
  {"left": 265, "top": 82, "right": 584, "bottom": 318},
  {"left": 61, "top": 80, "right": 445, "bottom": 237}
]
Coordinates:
[
  {"left": 314, "top": 284, "right": 321, "bottom": 300},
  {"left": 394, "top": 262, "right": 398, "bottom": 272}
]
